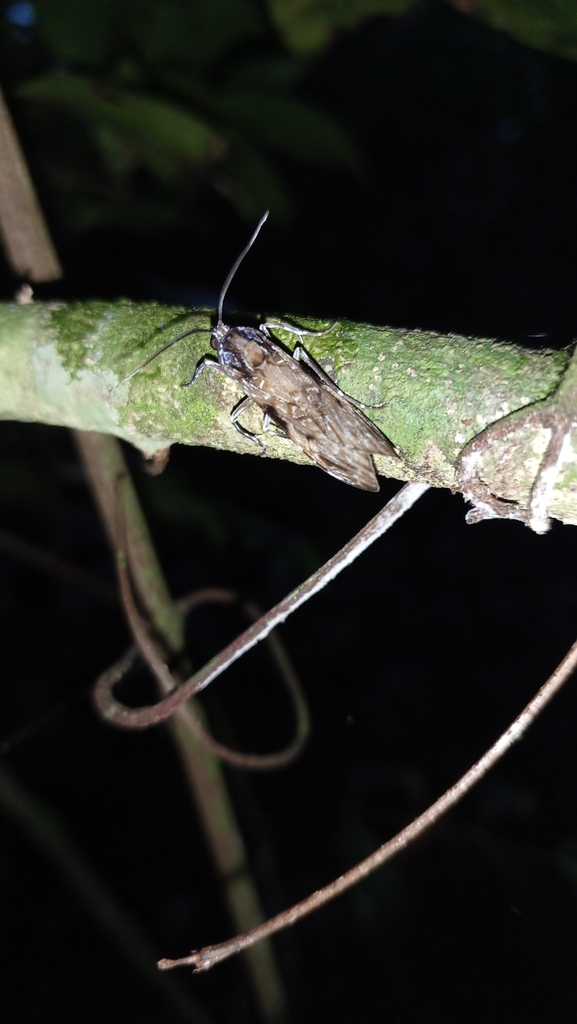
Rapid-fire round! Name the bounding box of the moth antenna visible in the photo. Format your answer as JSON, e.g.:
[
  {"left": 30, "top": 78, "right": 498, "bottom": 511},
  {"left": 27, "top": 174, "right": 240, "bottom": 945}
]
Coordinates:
[
  {"left": 119, "top": 327, "right": 207, "bottom": 385},
  {"left": 218, "top": 210, "right": 269, "bottom": 324}
]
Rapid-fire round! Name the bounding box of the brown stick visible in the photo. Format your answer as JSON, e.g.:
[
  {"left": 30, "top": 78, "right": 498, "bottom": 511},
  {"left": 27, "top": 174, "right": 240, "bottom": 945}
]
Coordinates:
[
  {"left": 75, "top": 430, "right": 289, "bottom": 1020},
  {"left": 73, "top": 430, "right": 184, "bottom": 652},
  {"left": 0, "top": 86, "right": 62, "bottom": 281},
  {"left": 108, "top": 567, "right": 311, "bottom": 769},
  {"left": 94, "top": 482, "right": 431, "bottom": 728},
  {"left": 159, "top": 631, "right": 577, "bottom": 972}
]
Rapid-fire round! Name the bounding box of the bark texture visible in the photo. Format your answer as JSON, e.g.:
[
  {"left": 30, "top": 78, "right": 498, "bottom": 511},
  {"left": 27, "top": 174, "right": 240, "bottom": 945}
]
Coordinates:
[{"left": 0, "top": 299, "right": 574, "bottom": 524}]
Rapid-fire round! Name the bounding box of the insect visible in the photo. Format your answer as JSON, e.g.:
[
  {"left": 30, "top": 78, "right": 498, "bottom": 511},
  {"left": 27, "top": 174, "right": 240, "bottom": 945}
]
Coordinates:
[{"left": 123, "top": 213, "right": 399, "bottom": 491}]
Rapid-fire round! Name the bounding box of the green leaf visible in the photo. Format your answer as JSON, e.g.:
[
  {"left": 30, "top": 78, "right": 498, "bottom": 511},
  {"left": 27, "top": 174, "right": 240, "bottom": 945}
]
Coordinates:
[
  {"left": 35, "top": 0, "right": 264, "bottom": 70},
  {"left": 449, "top": 0, "right": 577, "bottom": 63},
  {"left": 18, "top": 75, "right": 223, "bottom": 167},
  {"left": 267, "top": 0, "right": 418, "bottom": 55},
  {"left": 215, "top": 92, "right": 363, "bottom": 173}
]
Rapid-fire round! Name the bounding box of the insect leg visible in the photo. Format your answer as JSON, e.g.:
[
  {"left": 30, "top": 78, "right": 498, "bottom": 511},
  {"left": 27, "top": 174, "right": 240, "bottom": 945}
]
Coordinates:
[
  {"left": 292, "top": 344, "right": 340, "bottom": 389},
  {"left": 261, "top": 321, "right": 339, "bottom": 339},
  {"left": 231, "top": 398, "right": 265, "bottom": 450},
  {"left": 262, "top": 412, "right": 287, "bottom": 438},
  {"left": 292, "top": 345, "right": 384, "bottom": 411},
  {"left": 184, "top": 356, "right": 221, "bottom": 387},
  {"left": 259, "top": 319, "right": 376, "bottom": 406},
  {"left": 259, "top": 319, "right": 367, "bottom": 403}
]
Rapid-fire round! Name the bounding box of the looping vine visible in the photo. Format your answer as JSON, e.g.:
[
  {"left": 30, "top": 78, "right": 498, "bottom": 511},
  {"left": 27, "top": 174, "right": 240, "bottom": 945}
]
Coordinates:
[
  {"left": 95, "top": 569, "right": 310, "bottom": 770},
  {"left": 93, "top": 482, "right": 430, "bottom": 730}
]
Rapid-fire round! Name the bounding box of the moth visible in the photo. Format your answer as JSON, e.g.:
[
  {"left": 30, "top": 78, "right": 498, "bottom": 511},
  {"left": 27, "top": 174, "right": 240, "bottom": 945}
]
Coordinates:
[{"left": 124, "top": 212, "right": 398, "bottom": 492}]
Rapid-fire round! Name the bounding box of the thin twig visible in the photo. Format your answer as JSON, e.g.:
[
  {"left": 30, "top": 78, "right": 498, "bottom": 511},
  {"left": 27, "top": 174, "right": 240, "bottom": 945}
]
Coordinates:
[
  {"left": 113, "top": 478, "right": 177, "bottom": 696},
  {"left": 94, "top": 482, "right": 430, "bottom": 728},
  {"left": 177, "top": 594, "right": 311, "bottom": 769},
  {"left": 0, "top": 86, "right": 62, "bottom": 281},
  {"left": 73, "top": 431, "right": 184, "bottom": 653},
  {"left": 107, "top": 567, "right": 311, "bottom": 769},
  {"left": 159, "top": 630, "right": 577, "bottom": 972},
  {"left": 77, "top": 431, "right": 289, "bottom": 1019},
  {"left": 0, "top": 527, "right": 118, "bottom": 605},
  {"left": 0, "top": 764, "right": 212, "bottom": 1023},
  {"left": 0, "top": 689, "right": 89, "bottom": 755}
]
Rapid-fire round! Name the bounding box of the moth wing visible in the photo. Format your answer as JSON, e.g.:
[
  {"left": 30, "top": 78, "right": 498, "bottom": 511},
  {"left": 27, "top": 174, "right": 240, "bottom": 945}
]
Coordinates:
[
  {"left": 274, "top": 374, "right": 391, "bottom": 490},
  {"left": 300, "top": 435, "right": 381, "bottom": 491},
  {"left": 237, "top": 339, "right": 315, "bottom": 416},
  {"left": 235, "top": 338, "right": 396, "bottom": 491},
  {"left": 286, "top": 387, "right": 384, "bottom": 490},
  {"left": 331, "top": 392, "right": 398, "bottom": 459}
]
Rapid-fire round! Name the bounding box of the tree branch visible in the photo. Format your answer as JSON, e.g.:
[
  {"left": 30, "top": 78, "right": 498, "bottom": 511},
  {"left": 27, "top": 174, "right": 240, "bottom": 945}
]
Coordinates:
[{"left": 1, "top": 299, "right": 575, "bottom": 522}]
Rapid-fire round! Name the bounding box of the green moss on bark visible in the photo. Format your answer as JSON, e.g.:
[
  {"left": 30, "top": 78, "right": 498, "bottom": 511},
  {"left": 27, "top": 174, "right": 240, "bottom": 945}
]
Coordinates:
[{"left": 0, "top": 298, "right": 574, "bottom": 522}]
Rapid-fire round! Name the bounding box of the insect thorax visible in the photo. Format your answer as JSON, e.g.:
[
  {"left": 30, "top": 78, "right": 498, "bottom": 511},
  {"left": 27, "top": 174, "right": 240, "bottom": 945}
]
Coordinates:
[{"left": 215, "top": 326, "right": 268, "bottom": 375}]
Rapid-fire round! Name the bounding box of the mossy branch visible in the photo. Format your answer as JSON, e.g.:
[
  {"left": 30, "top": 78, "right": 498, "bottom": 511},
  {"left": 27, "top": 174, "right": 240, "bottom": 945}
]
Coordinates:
[{"left": 1, "top": 298, "right": 576, "bottom": 524}]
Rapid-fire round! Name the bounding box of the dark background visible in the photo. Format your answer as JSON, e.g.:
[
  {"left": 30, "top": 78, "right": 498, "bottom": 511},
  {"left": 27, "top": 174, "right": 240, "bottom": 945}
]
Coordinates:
[{"left": 2, "top": 1, "right": 577, "bottom": 1022}]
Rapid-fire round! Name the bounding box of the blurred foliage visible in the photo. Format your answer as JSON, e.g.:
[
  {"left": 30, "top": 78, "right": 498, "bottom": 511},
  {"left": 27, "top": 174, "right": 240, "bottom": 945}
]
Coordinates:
[
  {"left": 2, "top": 0, "right": 577, "bottom": 235},
  {"left": 268, "top": 0, "right": 416, "bottom": 55},
  {"left": 0, "top": 0, "right": 576, "bottom": 246},
  {"left": 2, "top": 0, "right": 365, "bottom": 229},
  {"left": 446, "top": 0, "right": 577, "bottom": 63}
]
